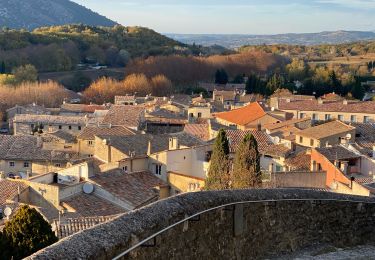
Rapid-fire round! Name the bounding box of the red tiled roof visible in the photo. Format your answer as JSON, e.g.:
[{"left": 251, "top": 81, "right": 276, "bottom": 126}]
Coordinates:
[
  {"left": 225, "top": 129, "right": 274, "bottom": 153},
  {"left": 102, "top": 105, "right": 145, "bottom": 128},
  {"left": 285, "top": 151, "right": 312, "bottom": 171},
  {"left": 0, "top": 180, "right": 28, "bottom": 206},
  {"left": 296, "top": 120, "right": 355, "bottom": 139},
  {"left": 61, "top": 193, "right": 126, "bottom": 218},
  {"left": 77, "top": 126, "right": 135, "bottom": 140},
  {"left": 279, "top": 99, "right": 375, "bottom": 114},
  {"left": 214, "top": 102, "right": 267, "bottom": 126},
  {"left": 184, "top": 124, "right": 210, "bottom": 141},
  {"left": 91, "top": 170, "right": 166, "bottom": 207}
]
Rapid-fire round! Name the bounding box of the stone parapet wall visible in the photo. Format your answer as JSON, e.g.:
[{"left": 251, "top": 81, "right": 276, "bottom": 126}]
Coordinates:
[{"left": 28, "top": 189, "right": 375, "bottom": 259}]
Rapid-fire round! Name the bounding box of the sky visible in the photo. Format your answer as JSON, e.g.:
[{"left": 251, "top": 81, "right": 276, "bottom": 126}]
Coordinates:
[{"left": 73, "top": 0, "right": 375, "bottom": 34}]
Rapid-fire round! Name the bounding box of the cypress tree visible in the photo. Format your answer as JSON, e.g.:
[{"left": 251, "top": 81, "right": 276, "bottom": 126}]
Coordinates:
[
  {"left": 232, "top": 134, "right": 262, "bottom": 189},
  {"left": 205, "top": 129, "right": 230, "bottom": 190},
  {"left": 2, "top": 205, "right": 58, "bottom": 259}
]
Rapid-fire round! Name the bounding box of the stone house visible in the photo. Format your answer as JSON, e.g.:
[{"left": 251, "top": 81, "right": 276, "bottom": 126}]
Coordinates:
[
  {"left": 295, "top": 121, "right": 356, "bottom": 148},
  {"left": 13, "top": 114, "right": 89, "bottom": 136}
]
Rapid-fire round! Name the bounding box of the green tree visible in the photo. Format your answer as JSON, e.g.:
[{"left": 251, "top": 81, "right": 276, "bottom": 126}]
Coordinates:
[
  {"left": 350, "top": 81, "right": 365, "bottom": 100},
  {"left": 0, "top": 61, "right": 5, "bottom": 74},
  {"left": 246, "top": 74, "right": 264, "bottom": 94},
  {"left": 12, "top": 64, "right": 38, "bottom": 84},
  {"left": 232, "top": 74, "right": 245, "bottom": 84},
  {"left": 328, "top": 70, "right": 342, "bottom": 94},
  {"left": 232, "top": 134, "right": 262, "bottom": 189},
  {"left": 205, "top": 129, "right": 230, "bottom": 190},
  {"left": 286, "top": 58, "right": 307, "bottom": 81},
  {"left": 266, "top": 74, "right": 284, "bottom": 95},
  {"left": 215, "top": 69, "right": 228, "bottom": 85},
  {"left": 0, "top": 230, "right": 11, "bottom": 260},
  {"left": 2, "top": 205, "right": 57, "bottom": 259}
]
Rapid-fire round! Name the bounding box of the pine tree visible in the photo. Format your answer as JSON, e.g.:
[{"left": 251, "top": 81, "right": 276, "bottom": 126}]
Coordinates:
[
  {"left": 232, "top": 134, "right": 262, "bottom": 189},
  {"left": 215, "top": 69, "right": 228, "bottom": 85},
  {"left": 205, "top": 129, "right": 230, "bottom": 190},
  {"left": 351, "top": 81, "right": 365, "bottom": 101},
  {"left": 0, "top": 61, "right": 5, "bottom": 74},
  {"left": 2, "top": 205, "right": 58, "bottom": 259}
]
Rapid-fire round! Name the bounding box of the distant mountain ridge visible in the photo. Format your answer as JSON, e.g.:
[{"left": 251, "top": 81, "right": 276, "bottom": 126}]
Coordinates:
[
  {"left": 167, "top": 30, "right": 375, "bottom": 49},
  {"left": 0, "top": 0, "right": 116, "bottom": 30}
]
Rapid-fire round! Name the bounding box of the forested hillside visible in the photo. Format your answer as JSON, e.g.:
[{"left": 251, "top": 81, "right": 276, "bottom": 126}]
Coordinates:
[
  {"left": 0, "top": 25, "right": 207, "bottom": 73},
  {"left": 0, "top": 0, "right": 116, "bottom": 30}
]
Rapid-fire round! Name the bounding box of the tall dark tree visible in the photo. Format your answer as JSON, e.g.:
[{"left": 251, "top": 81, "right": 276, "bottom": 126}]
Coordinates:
[
  {"left": 232, "top": 134, "right": 262, "bottom": 189},
  {"left": 232, "top": 74, "right": 245, "bottom": 84},
  {"left": 2, "top": 205, "right": 58, "bottom": 259},
  {"left": 328, "top": 70, "right": 342, "bottom": 94},
  {"left": 215, "top": 69, "right": 228, "bottom": 85},
  {"left": 351, "top": 81, "right": 365, "bottom": 100},
  {"left": 205, "top": 129, "right": 230, "bottom": 190},
  {"left": 0, "top": 61, "right": 5, "bottom": 74},
  {"left": 266, "top": 73, "right": 284, "bottom": 95}
]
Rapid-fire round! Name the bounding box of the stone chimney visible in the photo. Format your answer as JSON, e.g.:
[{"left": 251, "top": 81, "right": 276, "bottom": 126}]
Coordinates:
[
  {"left": 318, "top": 98, "right": 323, "bottom": 105},
  {"left": 147, "top": 140, "right": 152, "bottom": 156},
  {"left": 343, "top": 99, "right": 348, "bottom": 105},
  {"left": 169, "top": 137, "right": 179, "bottom": 150},
  {"left": 372, "top": 146, "right": 375, "bottom": 158}
]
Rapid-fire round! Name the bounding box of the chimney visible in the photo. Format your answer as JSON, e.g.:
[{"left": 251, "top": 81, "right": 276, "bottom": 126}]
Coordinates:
[
  {"left": 318, "top": 98, "right": 323, "bottom": 105},
  {"left": 37, "top": 136, "right": 43, "bottom": 148},
  {"left": 169, "top": 137, "right": 179, "bottom": 150},
  {"left": 147, "top": 140, "right": 152, "bottom": 156},
  {"left": 257, "top": 123, "right": 262, "bottom": 131},
  {"left": 343, "top": 99, "right": 348, "bottom": 105},
  {"left": 286, "top": 98, "right": 291, "bottom": 103},
  {"left": 372, "top": 146, "right": 375, "bottom": 158}
]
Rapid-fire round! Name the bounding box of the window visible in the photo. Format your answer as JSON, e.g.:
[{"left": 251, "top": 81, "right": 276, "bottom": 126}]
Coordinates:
[
  {"left": 155, "top": 164, "right": 162, "bottom": 175},
  {"left": 351, "top": 115, "right": 357, "bottom": 123},
  {"left": 300, "top": 113, "right": 305, "bottom": 119},
  {"left": 88, "top": 140, "right": 93, "bottom": 146},
  {"left": 364, "top": 116, "right": 370, "bottom": 123},
  {"left": 338, "top": 115, "right": 344, "bottom": 121},
  {"left": 68, "top": 125, "right": 72, "bottom": 130},
  {"left": 189, "top": 113, "right": 194, "bottom": 118},
  {"left": 78, "top": 126, "right": 82, "bottom": 130},
  {"left": 54, "top": 163, "right": 61, "bottom": 167},
  {"left": 198, "top": 112, "right": 202, "bottom": 118},
  {"left": 310, "top": 139, "right": 314, "bottom": 146},
  {"left": 88, "top": 154, "right": 93, "bottom": 158},
  {"left": 312, "top": 114, "right": 318, "bottom": 121},
  {"left": 59, "top": 125, "right": 62, "bottom": 130},
  {"left": 299, "top": 136, "right": 303, "bottom": 143},
  {"left": 325, "top": 114, "right": 331, "bottom": 121},
  {"left": 9, "top": 162, "right": 15, "bottom": 167},
  {"left": 24, "top": 162, "right": 30, "bottom": 168},
  {"left": 122, "top": 166, "right": 128, "bottom": 172}
]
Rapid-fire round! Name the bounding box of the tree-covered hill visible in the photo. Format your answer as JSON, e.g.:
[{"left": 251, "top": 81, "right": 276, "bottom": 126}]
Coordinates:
[
  {"left": 0, "top": 0, "right": 116, "bottom": 30},
  {"left": 0, "top": 24, "right": 209, "bottom": 73}
]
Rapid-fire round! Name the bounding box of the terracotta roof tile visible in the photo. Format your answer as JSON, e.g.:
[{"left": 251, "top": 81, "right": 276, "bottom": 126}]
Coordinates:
[
  {"left": 184, "top": 124, "right": 210, "bottom": 141},
  {"left": 225, "top": 129, "right": 273, "bottom": 153},
  {"left": 0, "top": 180, "right": 28, "bottom": 207},
  {"left": 91, "top": 170, "right": 166, "bottom": 207},
  {"left": 214, "top": 102, "right": 267, "bottom": 126},
  {"left": 102, "top": 105, "right": 145, "bottom": 129},
  {"left": 285, "top": 151, "right": 312, "bottom": 171},
  {"left": 296, "top": 121, "right": 355, "bottom": 139},
  {"left": 61, "top": 193, "right": 126, "bottom": 219},
  {"left": 316, "top": 146, "right": 360, "bottom": 161},
  {"left": 279, "top": 99, "right": 375, "bottom": 114},
  {"left": 77, "top": 126, "right": 135, "bottom": 140}
]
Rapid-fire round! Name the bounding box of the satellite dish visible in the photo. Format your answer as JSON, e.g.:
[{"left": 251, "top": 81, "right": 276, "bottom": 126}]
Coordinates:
[
  {"left": 274, "top": 136, "right": 280, "bottom": 144},
  {"left": 83, "top": 183, "right": 94, "bottom": 194},
  {"left": 346, "top": 133, "right": 352, "bottom": 140},
  {"left": 4, "top": 207, "right": 12, "bottom": 219}
]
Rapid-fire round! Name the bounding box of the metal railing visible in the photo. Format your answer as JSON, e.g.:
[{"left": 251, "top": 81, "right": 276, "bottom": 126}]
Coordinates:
[{"left": 112, "top": 197, "right": 375, "bottom": 260}]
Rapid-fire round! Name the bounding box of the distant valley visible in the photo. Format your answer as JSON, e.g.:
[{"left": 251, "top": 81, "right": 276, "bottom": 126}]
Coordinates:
[{"left": 167, "top": 31, "right": 375, "bottom": 49}]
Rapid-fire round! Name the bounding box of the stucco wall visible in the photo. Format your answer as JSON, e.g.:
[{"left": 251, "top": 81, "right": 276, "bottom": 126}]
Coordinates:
[{"left": 29, "top": 189, "right": 375, "bottom": 260}]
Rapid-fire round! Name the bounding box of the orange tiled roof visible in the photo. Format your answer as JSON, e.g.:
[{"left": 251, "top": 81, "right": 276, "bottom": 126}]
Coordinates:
[{"left": 214, "top": 102, "right": 267, "bottom": 126}]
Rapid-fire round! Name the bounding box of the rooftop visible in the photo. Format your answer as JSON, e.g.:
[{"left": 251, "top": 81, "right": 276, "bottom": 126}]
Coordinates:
[
  {"left": 61, "top": 193, "right": 126, "bottom": 219},
  {"left": 102, "top": 105, "right": 145, "bottom": 128},
  {"left": 279, "top": 99, "right": 375, "bottom": 114},
  {"left": 285, "top": 151, "right": 311, "bottom": 171},
  {"left": 77, "top": 126, "right": 135, "bottom": 140},
  {"left": 214, "top": 102, "right": 267, "bottom": 126},
  {"left": 13, "top": 114, "right": 88, "bottom": 125},
  {"left": 42, "top": 131, "right": 76, "bottom": 143},
  {"left": 315, "top": 146, "right": 360, "bottom": 161},
  {"left": 60, "top": 104, "right": 109, "bottom": 114},
  {"left": 97, "top": 132, "right": 205, "bottom": 156},
  {"left": 296, "top": 121, "right": 355, "bottom": 139},
  {"left": 0, "top": 179, "right": 28, "bottom": 207},
  {"left": 184, "top": 124, "right": 210, "bottom": 141},
  {"left": 91, "top": 170, "right": 166, "bottom": 208},
  {"left": 225, "top": 129, "right": 274, "bottom": 154}
]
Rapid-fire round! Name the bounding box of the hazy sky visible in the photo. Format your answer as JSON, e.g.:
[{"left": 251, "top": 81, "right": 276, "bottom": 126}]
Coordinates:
[{"left": 73, "top": 0, "right": 375, "bottom": 34}]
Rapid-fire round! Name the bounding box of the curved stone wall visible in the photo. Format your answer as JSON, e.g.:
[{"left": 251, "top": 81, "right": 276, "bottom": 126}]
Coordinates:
[{"left": 29, "top": 189, "right": 375, "bottom": 259}]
